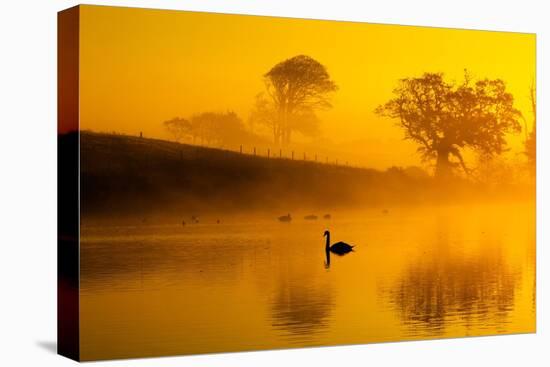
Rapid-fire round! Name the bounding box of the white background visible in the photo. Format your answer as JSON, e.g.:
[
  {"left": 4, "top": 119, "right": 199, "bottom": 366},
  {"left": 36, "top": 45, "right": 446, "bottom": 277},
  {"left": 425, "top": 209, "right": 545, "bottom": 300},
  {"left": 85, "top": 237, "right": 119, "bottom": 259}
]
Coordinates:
[{"left": 0, "top": 0, "right": 547, "bottom": 366}]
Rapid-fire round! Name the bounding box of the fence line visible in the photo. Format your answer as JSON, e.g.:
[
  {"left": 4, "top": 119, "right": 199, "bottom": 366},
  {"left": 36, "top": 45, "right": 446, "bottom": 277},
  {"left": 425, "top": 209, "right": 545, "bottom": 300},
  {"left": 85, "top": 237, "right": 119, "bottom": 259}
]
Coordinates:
[
  {"left": 122, "top": 131, "right": 361, "bottom": 169},
  {"left": 232, "top": 142, "right": 358, "bottom": 169}
]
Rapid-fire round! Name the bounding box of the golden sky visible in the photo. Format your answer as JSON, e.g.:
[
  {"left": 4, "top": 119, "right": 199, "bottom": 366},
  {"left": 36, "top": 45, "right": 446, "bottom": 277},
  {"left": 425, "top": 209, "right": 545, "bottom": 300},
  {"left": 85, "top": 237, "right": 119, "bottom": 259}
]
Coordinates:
[{"left": 79, "top": 5, "right": 535, "bottom": 169}]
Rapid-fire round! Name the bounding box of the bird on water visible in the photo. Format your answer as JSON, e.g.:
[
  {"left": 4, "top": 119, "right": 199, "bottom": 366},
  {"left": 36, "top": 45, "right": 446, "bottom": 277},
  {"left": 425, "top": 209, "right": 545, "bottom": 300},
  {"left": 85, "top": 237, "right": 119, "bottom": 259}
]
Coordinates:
[
  {"left": 278, "top": 213, "right": 292, "bottom": 222},
  {"left": 324, "top": 230, "right": 354, "bottom": 255}
]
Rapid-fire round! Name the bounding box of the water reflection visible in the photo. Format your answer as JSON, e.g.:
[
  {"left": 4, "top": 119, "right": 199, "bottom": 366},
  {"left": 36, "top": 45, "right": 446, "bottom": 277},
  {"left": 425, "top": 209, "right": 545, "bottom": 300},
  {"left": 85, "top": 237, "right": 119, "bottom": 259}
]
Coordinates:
[
  {"left": 80, "top": 226, "right": 271, "bottom": 293},
  {"left": 385, "top": 254, "right": 519, "bottom": 336},
  {"left": 270, "top": 281, "right": 334, "bottom": 344},
  {"left": 324, "top": 249, "right": 352, "bottom": 268},
  {"left": 266, "top": 230, "right": 335, "bottom": 344},
  {"left": 381, "top": 215, "right": 522, "bottom": 337}
]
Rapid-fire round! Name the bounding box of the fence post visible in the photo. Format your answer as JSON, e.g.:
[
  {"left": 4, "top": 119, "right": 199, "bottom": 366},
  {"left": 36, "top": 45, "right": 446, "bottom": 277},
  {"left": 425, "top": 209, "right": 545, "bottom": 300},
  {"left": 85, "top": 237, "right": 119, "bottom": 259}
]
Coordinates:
[
  {"left": 254, "top": 147, "right": 256, "bottom": 156},
  {"left": 303, "top": 152, "right": 306, "bottom": 160},
  {"left": 292, "top": 151, "right": 294, "bottom": 160},
  {"left": 280, "top": 149, "right": 282, "bottom": 158},
  {"left": 268, "top": 148, "right": 270, "bottom": 158},
  {"left": 240, "top": 145, "right": 242, "bottom": 154},
  {"left": 315, "top": 154, "right": 317, "bottom": 162}
]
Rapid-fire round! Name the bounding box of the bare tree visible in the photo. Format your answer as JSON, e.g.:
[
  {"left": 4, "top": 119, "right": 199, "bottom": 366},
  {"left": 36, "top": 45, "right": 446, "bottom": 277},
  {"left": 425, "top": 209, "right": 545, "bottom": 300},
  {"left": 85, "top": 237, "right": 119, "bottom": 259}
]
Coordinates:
[
  {"left": 263, "top": 55, "right": 337, "bottom": 145},
  {"left": 249, "top": 93, "right": 278, "bottom": 142},
  {"left": 376, "top": 72, "right": 522, "bottom": 178}
]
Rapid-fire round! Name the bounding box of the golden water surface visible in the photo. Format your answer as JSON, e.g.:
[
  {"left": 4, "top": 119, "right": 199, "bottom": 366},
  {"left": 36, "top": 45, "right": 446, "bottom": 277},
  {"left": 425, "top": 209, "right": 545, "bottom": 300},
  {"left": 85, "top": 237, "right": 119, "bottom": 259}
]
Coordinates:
[{"left": 80, "top": 203, "right": 535, "bottom": 360}]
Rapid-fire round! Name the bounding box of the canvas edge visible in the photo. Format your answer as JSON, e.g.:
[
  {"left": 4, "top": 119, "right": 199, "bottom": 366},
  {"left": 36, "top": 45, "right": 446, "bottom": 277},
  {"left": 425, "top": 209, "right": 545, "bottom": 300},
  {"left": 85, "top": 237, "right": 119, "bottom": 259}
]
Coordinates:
[{"left": 57, "top": 4, "right": 81, "bottom": 362}]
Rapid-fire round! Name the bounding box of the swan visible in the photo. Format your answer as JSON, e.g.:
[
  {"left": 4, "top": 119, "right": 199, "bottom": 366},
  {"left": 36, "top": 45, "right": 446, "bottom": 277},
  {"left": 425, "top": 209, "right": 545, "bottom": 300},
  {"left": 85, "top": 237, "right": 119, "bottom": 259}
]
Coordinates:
[
  {"left": 278, "top": 213, "right": 292, "bottom": 222},
  {"left": 304, "top": 214, "right": 318, "bottom": 220},
  {"left": 324, "top": 230, "right": 354, "bottom": 255}
]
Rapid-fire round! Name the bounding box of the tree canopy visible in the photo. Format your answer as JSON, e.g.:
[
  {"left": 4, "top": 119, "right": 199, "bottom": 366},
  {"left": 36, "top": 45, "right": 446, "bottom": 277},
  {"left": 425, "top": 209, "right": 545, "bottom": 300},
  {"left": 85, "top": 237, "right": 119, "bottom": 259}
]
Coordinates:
[
  {"left": 376, "top": 72, "right": 522, "bottom": 178},
  {"left": 260, "top": 55, "right": 337, "bottom": 145}
]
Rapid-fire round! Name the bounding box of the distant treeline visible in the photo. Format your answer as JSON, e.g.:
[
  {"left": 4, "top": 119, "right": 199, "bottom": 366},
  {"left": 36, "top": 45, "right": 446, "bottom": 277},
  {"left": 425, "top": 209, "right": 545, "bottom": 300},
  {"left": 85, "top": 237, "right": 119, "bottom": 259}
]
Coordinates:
[
  {"left": 71, "top": 132, "right": 533, "bottom": 220},
  {"left": 163, "top": 111, "right": 269, "bottom": 148}
]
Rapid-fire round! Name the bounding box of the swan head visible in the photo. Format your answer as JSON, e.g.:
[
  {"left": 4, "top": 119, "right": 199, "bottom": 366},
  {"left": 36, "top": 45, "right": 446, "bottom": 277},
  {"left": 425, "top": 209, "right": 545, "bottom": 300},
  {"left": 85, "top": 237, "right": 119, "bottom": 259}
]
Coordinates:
[{"left": 323, "top": 230, "right": 330, "bottom": 237}]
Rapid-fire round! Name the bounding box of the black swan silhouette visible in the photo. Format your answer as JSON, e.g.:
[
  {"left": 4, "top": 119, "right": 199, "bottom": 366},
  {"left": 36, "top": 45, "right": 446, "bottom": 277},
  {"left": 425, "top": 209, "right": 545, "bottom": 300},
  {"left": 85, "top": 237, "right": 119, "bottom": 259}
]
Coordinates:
[{"left": 324, "top": 230, "right": 354, "bottom": 255}]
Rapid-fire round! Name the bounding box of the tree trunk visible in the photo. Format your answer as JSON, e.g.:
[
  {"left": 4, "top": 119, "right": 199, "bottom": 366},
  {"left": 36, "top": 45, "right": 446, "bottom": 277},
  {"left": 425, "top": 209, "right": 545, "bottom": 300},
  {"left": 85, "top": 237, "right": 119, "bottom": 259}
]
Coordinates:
[
  {"left": 273, "top": 122, "right": 278, "bottom": 145},
  {"left": 281, "top": 104, "right": 292, "bottom": 146},
  {"left": 273, "top": 126, "right": 280, "bottom": 145},
  {"left": 435, "top": 149, "right": 453, "bottom": 178},
  {"left": 282, "top": 115, "right": 289, "bottom": 145},
  {"left": 276, "top": 106, "right": 285, "bottom": 146}
]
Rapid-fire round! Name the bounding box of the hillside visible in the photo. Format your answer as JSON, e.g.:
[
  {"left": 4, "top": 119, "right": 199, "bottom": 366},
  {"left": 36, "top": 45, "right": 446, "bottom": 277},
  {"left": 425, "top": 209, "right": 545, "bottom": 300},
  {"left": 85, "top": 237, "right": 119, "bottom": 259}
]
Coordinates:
[{"left": 67, "top": 132, "right": 445, "bottom": 217}]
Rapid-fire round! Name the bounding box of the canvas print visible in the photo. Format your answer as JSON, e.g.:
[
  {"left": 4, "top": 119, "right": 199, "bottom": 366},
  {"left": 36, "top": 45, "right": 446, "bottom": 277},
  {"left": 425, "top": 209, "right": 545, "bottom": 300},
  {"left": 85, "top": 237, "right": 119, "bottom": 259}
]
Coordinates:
[{"left": 58, "top": 5, "right": 536, "bottom": 361}]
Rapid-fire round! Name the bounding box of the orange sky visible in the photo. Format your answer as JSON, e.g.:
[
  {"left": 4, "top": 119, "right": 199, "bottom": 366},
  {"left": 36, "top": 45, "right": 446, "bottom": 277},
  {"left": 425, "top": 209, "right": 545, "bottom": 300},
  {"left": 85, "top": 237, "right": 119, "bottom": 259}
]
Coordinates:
[{"left": 79, "top": 5, "right": 535, "bottom": 170}]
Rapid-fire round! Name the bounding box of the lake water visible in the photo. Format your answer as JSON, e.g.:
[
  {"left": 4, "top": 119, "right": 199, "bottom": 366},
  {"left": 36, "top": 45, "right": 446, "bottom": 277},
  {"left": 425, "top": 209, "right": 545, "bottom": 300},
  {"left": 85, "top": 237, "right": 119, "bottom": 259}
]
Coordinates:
[{"left": 80, "top": 203, "right": 536, "bottom": 360}]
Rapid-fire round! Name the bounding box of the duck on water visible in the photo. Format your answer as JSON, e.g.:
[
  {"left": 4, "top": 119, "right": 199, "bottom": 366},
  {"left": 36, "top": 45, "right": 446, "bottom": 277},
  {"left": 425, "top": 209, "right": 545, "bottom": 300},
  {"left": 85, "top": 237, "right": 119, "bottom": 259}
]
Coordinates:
[{"left": 278, "top": 214, "right": 292, "bottom": 222}]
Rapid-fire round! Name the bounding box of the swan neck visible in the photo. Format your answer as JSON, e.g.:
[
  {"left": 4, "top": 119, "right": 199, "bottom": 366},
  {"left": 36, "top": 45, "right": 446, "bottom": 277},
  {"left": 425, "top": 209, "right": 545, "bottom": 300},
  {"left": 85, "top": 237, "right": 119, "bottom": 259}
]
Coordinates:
[{"left": 325, "top": 233, "right": 330, "bottom": 251}]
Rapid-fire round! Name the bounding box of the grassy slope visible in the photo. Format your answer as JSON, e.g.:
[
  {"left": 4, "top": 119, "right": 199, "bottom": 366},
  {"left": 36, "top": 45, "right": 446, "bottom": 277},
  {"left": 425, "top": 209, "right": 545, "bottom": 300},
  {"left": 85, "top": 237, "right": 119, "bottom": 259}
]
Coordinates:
[{"left": 74, "top": 132, "right": 439, "bottom": 217}]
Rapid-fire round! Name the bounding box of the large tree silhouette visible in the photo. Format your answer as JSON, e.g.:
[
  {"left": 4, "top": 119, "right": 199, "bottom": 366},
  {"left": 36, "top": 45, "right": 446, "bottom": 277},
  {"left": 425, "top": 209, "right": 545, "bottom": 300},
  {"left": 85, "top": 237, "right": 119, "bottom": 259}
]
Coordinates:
[
  {"left": 376, "top": 72, "right": 522, "bottom": 178},
  {"left": 262, "top": 55, "right": 337, "bottom": 145}
]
